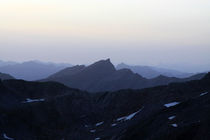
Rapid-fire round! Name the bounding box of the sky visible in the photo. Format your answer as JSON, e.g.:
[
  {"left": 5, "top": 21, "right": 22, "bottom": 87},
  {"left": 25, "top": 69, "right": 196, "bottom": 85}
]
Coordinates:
[{"left": 0, "top": 0, "right": 210, "bottom": 72}]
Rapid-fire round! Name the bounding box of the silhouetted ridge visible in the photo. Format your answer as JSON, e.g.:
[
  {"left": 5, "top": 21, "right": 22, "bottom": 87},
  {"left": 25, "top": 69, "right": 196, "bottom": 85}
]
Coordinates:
[
  {"left": 84, "top": 58, "right": 116, "bottom": 74},
  {"left": 116, "top": 63, "right": 193, "bottom": 78},
  {"left": 43, "top": 59, "right": 205, "bottom": 92},
  {"left": 154, "top": 75, "right": 169, "bottom": 79},
  {"left": 0, "top": 72, "right": 14, "bottom": 80},
  {"left": 48, "top": 65, "right": 85, "bottom": 79},
  {"left": 0, "top": 60, "right": 72, "bottom": 80},
  {"left": 186, "top": 72, "right": 207, "bottom": 81}
]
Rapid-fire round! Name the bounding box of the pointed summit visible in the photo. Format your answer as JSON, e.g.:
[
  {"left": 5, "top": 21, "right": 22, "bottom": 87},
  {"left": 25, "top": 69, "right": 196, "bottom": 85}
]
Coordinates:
[
  {"left": 90, "top": 58, "right": 112, "bottom": 66},
  {"left": 85, "top": 59, "right": 116, "bottom": 73}
]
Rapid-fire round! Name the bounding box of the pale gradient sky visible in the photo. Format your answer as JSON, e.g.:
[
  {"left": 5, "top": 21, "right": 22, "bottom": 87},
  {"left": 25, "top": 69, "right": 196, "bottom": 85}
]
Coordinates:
[{"left": 0, "top": 0, "right": 210, "bottom": 72}]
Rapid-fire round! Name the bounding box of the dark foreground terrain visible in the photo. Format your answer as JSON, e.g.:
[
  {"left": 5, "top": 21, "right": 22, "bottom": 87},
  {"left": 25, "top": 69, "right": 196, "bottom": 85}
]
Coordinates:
[{"left": 0, "top": 73, "right": 210, "bottom": 140}]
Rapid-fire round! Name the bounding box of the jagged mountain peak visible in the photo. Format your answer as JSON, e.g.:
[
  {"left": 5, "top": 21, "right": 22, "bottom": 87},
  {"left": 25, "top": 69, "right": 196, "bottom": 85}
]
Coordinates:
[
  {"left": 89, "top": 58, "right": 113, "bottom": 67},
  {"left": 85, "top": 59, "right": 116, "bottom": 73},
  {"left": 42, "top": 59, "right": 206, "bottom": 92}
]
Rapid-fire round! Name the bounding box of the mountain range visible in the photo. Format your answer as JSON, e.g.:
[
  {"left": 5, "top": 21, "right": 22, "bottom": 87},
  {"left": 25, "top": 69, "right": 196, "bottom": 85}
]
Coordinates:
[
  {"left": 116, "top": 63, "right": 193, "bottom": 79},
  {"left": 0, "top": 60, "right": 17, "bottom": 67},
  {"left": 0, "top": 60, "right": 72, "bottom": 81},
  {"left": 0, "top": 70, "right": 210, "bottom": 140},
  {"left": 0, "top": 59, "right": 202, "bottom": 82},
  {"left": 43, "top": 59, "right": 206, "bottom": 92}
]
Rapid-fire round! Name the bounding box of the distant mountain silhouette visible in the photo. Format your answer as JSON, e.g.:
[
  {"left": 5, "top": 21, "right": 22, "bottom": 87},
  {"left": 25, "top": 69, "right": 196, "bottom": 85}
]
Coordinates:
[
  {"left": 0, "top": 60, "right": 72, "bottom": 81},
  {"left": 0, "top": 72, "right": 14, "bottom": 80},
  {"left": 116, "top": 63, "right": 193, "bottom": 79},
  {"left": 149, "top": 73, "right": 206, "bottom": 86},
  {"left": 0, "top": 60, "right": 17, "bottom": 67},
  {"left": 43, "top": 59, "right": 144, "bottom": 92},
  {"left": 43, "top": 59, "right": 206, "bottom": 92}
]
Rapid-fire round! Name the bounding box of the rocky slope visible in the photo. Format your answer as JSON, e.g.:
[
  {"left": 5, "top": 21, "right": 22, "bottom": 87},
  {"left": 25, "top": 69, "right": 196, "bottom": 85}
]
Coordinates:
[{"left": 0, "top": 72, "right": 210, "bottom": 140}]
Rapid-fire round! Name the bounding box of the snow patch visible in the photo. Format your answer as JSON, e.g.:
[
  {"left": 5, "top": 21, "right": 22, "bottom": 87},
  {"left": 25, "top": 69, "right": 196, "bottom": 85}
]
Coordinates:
[
  {"left": 164, "top": 102, "right": 180, "bottom": 108},
  {"left": 95, "top": 121, "right": 104, "bottom": 127},
  {"left": 3, "top": 133, "right": 14, "bottom": 140},
  {"left": 90, "top": 130, "right": 96, "bottom": 133},
  {"left": 117, "top": 107, "right": 144, "bottom": 121},
  {"left": 171, "top": 124, "right": 178, "bottom": 127},
  {"left": 200, "top": 92, "right": 208, "bottom": 96},
  {"left": 22, "top": 98, "right": 45, "bottom": 103},
  {"left": 84, "top": 125, "right": 89, "bottom": 128},
  {"left": 111, "top": 123, "right": 117, "bottom": 127},
  {"left": 168, "top": 116, "right": 176, "bottom": 120}
]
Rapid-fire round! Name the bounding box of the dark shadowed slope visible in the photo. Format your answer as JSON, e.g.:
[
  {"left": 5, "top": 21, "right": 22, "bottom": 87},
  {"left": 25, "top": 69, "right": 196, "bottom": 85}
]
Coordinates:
[
  {"left": 0, "top": 61, "right": 72, "bottom": 81},
  {"left": 43, "top": 59, "right": 206, "bottom": 92},
  {"left": 0, "top": 71, "right": 210, "bottom": 140},
  {"left": 116, "top": 63, "right": 193, "bottom": 78},
  {"left": 0, "top": 72, "right": 14, "bottom": 80}
]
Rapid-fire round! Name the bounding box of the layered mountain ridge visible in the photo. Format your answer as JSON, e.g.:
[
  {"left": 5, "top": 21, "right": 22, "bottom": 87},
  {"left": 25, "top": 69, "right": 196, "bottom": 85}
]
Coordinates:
[
  {"left": 116, "top": 63, "right": 193, "bottom": 78},
  {"left": 0, "top": 60, "right": 72, "bottom": 81},
  {"left": 43, "top": 59, "right": 206, "bottom": 92}
]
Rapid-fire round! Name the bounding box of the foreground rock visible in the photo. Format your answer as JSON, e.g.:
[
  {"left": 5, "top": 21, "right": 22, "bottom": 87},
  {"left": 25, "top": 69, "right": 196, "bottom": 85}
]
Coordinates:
[{"left": 0, "top": 73, "right": 210, "bottom": 140}]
